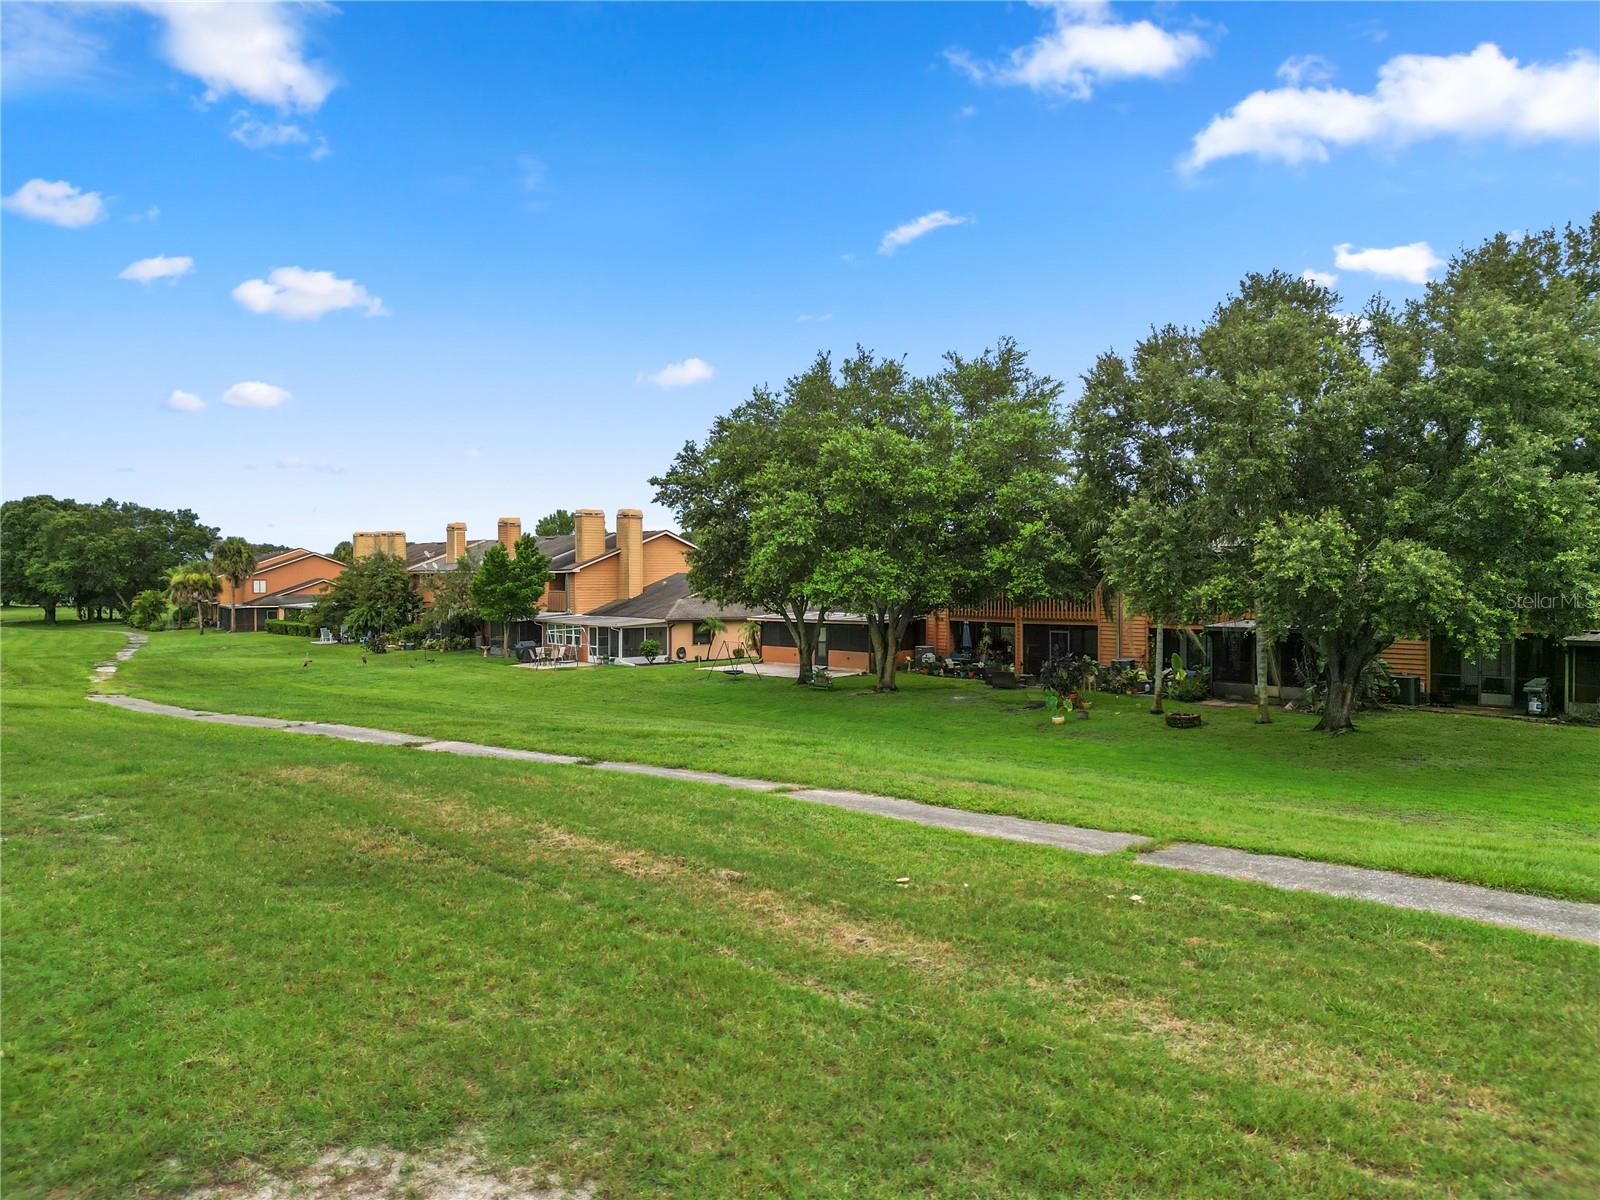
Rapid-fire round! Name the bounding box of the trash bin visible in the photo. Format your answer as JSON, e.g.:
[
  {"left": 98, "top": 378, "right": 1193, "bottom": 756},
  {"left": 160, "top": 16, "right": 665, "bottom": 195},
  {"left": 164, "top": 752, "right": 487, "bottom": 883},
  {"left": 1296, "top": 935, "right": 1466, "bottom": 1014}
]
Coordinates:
[
  {"left": 1393, "top": 674, "right": 1423, "bottom": 706},
  {"left": 1523, "top": 678, "right": 1551, "bottom": 717}
]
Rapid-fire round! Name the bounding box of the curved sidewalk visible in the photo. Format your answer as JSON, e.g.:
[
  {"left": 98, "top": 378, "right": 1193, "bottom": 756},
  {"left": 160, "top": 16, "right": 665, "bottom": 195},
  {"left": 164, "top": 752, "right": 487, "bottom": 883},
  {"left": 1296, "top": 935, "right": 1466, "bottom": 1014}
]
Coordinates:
[{"left": 88, "top": 635, "right": 1599, "bottom": 945}]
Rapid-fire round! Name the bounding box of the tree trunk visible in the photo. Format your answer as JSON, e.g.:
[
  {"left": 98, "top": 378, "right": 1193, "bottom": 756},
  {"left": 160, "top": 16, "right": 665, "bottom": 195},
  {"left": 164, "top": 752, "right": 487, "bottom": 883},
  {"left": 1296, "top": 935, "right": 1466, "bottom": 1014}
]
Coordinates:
[
  {"left": 1253, "top": 631, "right": 1270, "bottom": 723},
  {"left": 42, "top": 601, "right": 56, "bottom": 625},
  {"left": 866, "top": 618, "right": 888, "bottom": 691},
  {"left": 502, "top": 621, "right": 512, "bottom": 659},
  {"left": 1151, "top": 623, "right": 1165, "bottom": 714},
  {"left": 781, "top": 602, "right": 821, "bottom": 685},
  {"left": 869, "top": 605, "right": 907, "bottom": 692},
  {"left": 1315, "top": 640, "right": 1371, "bottom": 735}
]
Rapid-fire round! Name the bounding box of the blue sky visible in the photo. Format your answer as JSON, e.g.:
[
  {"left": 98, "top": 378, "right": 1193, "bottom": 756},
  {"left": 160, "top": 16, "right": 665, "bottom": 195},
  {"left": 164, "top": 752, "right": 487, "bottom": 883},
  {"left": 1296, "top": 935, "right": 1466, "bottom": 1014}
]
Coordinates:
[{"left": 3, "top": 1, "right": 1597, "bottom": 550}]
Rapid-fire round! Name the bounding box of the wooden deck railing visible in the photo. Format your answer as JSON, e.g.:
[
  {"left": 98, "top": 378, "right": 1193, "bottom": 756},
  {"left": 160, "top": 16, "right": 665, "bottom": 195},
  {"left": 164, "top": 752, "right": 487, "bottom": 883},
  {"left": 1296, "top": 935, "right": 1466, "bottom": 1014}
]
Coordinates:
[
  {"left": 543, "top": 588, "right": 569, "bottom": 613},
  {"left": 948, "top": 597, "right": 1100, "bottom": 622}
]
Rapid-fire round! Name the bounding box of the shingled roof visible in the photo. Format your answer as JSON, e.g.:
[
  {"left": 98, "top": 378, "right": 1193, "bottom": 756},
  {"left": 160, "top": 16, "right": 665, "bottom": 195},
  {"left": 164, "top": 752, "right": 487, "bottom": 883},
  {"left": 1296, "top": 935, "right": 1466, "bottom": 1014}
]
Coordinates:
[{"left": 581, "top": 572, "right": 757, "bottom": 623}]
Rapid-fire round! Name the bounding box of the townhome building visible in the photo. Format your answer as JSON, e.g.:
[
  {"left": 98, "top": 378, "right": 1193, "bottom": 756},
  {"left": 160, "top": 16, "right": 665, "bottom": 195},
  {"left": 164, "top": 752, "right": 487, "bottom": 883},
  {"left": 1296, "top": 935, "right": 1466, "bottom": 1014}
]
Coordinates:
[
  {"left": 354, "top": 508, "right": 751, "bottom": 663},
  {"left": 216, "top": 548, "right": 346, "bottom": 632}
]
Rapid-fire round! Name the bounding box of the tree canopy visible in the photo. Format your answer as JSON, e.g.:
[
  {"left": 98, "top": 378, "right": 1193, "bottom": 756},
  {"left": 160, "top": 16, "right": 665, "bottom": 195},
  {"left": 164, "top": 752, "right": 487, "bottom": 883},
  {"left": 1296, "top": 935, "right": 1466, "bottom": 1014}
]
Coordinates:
[
  {"left": 1, "top": 495, "right": 218, "bottom": 623},
  {"left": 657, "top": 341, "right": 1070, "bottom": 688},
  {"left": 313, "top": 553, "right": 421, "bottom": 640},
  {"left": 1079, "top": 218, "right": 1600, "bottom": 732},
  {"left": 469, "top": 535, "right": 552, "bottom": 656},
  {"left": 535, "top": 510, "right": 575, "bottom": 537}
]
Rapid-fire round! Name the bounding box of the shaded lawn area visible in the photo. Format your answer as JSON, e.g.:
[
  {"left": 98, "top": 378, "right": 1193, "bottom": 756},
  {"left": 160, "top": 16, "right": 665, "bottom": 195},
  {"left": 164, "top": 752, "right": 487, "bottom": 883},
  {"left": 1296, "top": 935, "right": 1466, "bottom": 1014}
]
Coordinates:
[
  {"left": 114, "top": 630, "right": 1600, "bottom": 901},
  {"left": 4, "top": 616, "right": 1598, "bottom": 1198}
]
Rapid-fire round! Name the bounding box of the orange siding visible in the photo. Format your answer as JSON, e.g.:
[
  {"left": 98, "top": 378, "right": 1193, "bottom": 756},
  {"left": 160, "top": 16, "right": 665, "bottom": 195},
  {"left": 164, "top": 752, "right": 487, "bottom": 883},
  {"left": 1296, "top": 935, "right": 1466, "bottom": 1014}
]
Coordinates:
[
  {"left": 219, "top": 552, "right": 343, "bottom": 608},
  {"left": 642, "top": 535, "right": 693, "bottom": 588},
  {"left": 571, "top": 554, "right": 621, "bottom": 611},
  {"left": 1381, "top": 638, "right": 1431, "bottom": 688},
  {"left": 755, "top": 643, "right": 873, "bottom": 674}
]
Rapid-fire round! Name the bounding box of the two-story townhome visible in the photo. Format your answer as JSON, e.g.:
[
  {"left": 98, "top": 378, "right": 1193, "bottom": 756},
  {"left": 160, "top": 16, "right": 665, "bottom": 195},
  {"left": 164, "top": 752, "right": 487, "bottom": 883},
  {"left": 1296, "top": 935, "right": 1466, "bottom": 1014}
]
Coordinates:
[
  {"left": 355, "top": 508, "right": 747, "bottom": 662},
  {"left": 216, "top": 548, "right": 346, "bottom": 632}
]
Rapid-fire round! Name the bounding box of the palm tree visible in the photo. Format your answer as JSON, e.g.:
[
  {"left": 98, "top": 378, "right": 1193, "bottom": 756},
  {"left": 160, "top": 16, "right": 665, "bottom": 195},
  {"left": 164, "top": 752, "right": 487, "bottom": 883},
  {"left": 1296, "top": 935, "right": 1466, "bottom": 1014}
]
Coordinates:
[
  {"left": 169, "top": 563, "right": 221, "bottom": 635},
  {"left": 697, "top": 616, "right": 726, "bottom": 658},
  {"left": 213, "top": 537, "right": 258, "bottom": 629}
]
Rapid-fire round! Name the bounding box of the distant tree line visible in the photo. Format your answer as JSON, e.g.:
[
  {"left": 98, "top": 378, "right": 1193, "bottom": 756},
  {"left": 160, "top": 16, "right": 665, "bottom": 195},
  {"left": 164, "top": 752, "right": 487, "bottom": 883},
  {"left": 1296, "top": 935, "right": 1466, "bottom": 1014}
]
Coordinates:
[
  {"left": 655, "top": 217, "right": 1600, "bottom": 732},
  {"left": 0, "top": 495, "right": 218, "bottom": 624}
]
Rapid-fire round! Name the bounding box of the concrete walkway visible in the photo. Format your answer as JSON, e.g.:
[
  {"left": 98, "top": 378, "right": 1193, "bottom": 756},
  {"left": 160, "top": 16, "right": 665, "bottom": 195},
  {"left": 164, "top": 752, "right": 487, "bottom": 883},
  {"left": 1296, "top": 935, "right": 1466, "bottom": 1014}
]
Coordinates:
[
  {"left": 88, "top": 635, "right": 1599, "bottom": 945},
  {"left": 698, "top": 662, "right": 863, "bottom": 679}
]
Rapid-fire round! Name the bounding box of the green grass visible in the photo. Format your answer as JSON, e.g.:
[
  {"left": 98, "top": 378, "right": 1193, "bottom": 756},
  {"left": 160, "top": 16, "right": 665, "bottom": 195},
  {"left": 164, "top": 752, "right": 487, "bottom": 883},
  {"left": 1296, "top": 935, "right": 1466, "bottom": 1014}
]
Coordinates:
[
  {"left": 4, "top": 610, "right": 1599, "bottom": 1198},
  {"left": 112, "top": 629, "right": 1600, "bottom": 900}
]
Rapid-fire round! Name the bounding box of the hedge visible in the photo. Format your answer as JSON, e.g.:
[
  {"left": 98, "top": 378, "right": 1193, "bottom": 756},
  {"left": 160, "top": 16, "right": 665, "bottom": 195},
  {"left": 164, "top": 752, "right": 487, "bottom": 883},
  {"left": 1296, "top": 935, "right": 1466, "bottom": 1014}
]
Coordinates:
[{"left": 265, "top": 619, "right": 316, "bottom": 637}]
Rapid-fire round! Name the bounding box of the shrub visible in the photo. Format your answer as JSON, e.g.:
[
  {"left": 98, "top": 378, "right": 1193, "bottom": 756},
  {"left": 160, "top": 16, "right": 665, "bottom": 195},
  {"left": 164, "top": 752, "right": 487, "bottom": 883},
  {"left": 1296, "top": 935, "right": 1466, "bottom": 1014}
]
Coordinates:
[
  {"left": 396, "top": 621, "right": 430, "bottom": 646},
  {"left": 1039, "top": 654, "right": 1100, "bottom": 698},
  {"left": 638, "top": 638, "right": 662, "bottom": 663},
  {"left": 1290, "top": 654, "right": 1394, "bottom": 715},
  {"left": 1100, "top": 662, "right": 1148, "bottom": 694},
  {"left": 1165, "top": 655, "right": 1211, "bottom": 702},
  {"left": 129, "top": 589, "right": 170, "bottom": 631},
  {"left": 265, "top": 619, "right": 315, "bottom": 637}
]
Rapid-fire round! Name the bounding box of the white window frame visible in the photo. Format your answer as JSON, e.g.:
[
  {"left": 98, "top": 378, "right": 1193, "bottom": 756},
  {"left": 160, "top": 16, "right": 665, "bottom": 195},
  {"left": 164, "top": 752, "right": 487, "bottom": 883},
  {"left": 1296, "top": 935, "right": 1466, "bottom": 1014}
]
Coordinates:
[
  {"left": 545, "top": 623, "right": 583, "bottom": 647},
  {"left": 252, "top": 579, "right": 267, "bottom": 594}
]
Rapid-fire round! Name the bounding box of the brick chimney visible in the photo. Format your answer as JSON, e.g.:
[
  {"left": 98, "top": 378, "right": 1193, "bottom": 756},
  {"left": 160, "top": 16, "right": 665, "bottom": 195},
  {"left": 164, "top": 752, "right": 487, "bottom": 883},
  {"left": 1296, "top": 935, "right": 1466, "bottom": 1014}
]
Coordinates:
[
  {"left": 617, "top": 508, "right": 644, "bottom": 598},
  {"left": 574, "top": 508, "right": 605, "bottom": 564},
  {"left": 445, "top": 522, "right": 467, "bottom": 565},
  {"left": 497, "top": 517, "right": 521, "bottom": 557},
  {"left": 354, "top": 531, "right": 406, "bottom": 559}
]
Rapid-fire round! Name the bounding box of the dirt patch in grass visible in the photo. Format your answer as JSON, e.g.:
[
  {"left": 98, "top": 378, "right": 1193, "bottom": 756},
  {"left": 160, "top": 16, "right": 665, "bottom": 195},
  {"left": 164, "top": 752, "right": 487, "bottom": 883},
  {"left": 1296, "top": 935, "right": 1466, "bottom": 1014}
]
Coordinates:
[
  {"left": 533, "top": 823, "right": 959, "bottom": 973},
  {"left": 1093, "top": 993, "right": 1512, "bottom": 1120},
  {"left": 183, "top": 1145, "right": 591, "bottom": 1200}
]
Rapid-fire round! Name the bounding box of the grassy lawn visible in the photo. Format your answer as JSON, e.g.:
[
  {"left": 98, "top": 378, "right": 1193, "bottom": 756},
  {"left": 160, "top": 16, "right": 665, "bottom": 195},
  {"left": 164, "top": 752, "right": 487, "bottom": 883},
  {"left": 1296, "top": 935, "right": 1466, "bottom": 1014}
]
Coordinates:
[
  {"left": 4, "top": 612, "right": 1599, "bottom": 1198},
  {"left": 111, "top": 630, "right": 1600, "bottom": 901}
]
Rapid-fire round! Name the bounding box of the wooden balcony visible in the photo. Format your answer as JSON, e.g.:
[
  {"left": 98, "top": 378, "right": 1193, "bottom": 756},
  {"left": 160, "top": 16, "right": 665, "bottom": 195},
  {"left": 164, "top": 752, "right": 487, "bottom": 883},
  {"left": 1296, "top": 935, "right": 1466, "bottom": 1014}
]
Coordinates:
[
  {"left": 949, "top": 597, "right": 1100, "bottom": 623},
  {"left": 543, "top": 588, "right": 569, "bottom": 613}
]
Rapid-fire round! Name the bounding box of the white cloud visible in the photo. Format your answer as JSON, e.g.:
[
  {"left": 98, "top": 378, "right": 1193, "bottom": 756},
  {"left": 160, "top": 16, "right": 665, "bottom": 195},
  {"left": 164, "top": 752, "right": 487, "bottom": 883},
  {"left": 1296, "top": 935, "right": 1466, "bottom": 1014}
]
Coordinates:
[
  {"left": 1185, "top": 43, "right": 1600, "bottom": 172},
  {"left": 1301, "top": 269, "right": 1339, "bottom": 287},
  {"left": 223, "top": 381, "right": 292, "bottom": 408},
  {"left": 796, "top": 313, "right": 833, "bottom": 323},
  {"left": 166, "top": 389, "right": 205, "bottom": 413},
  {"left": 1, "top": 4, "right": 106, "bottom": 91},
  {"left": 1277, "top": 54, "right": 1335, "bottom": 87},
  {"left": 1333, "top": 241, "right": 1443, "bottom": 285},
  {"left": 120, "top": 254, "right": 194, "bottom": 284},
  {"left": 232, "top": 267, "right": 388, "bottom": 319},
  {"left": 2, "top": 178, "right": 105, "bottom": 228},
  {"left": 129, "top": 205, "right": 161, "bottom": 224},
  {"left": 640, "top": 358, "right": 715, "bottom": 388},
  {"left": 878, "top": 210, "right": 971, "bottom": 255},
  {"left": 143, "top": 1, "right": 336, "bottom": 112},
  {"left": 229, "top": 113, "right": 309, "bottom": 149},
  {"left": 949, "top": 1, "right": 1206, "bottom": 100}
]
